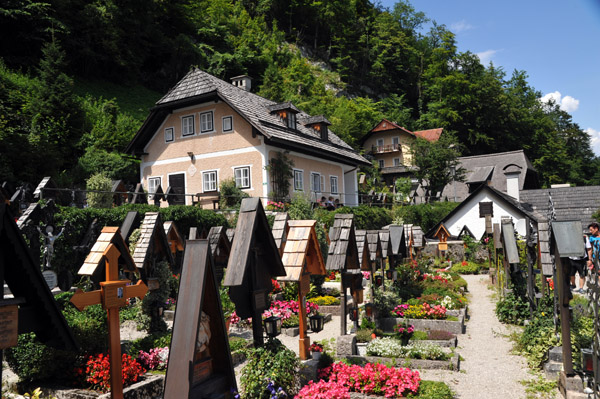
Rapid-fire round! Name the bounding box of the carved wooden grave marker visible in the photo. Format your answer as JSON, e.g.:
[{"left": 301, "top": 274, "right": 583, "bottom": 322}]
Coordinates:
[
  {"left": 434, "top": 223, "right": 450, "bottom": 253},
  {"left": 376, "top": 230, "right": 388, "bottom": 290},
  {"left": 73, "top": 227, "right": 147, "bottom": 399},
  {"left": 207, "top": 225, "right": 232, "bottom": 282},
  {"left": 164, "top": 220, "right": 185, "bottom": 273},
  {"left": 355, "top": 230, "right": 373, "bottom": 321},
  {"left": 132, "top": 212, "right": 175, "bottom": 279},
  {"left": 551, "top": 220, "right": 584, "bottom": 380},
  {"left": 327, "top": 214, "right": 361, "bottom": 335},
  {"left": 366, "top": 230, "right": 382, "bottom": 295},
  {"left": 120, "top": 211, "right": 140, "bottom": 243},
  {"left": 0, "top": 204, "right": 77, "bottom": 397},
  {"left": 272, "top": 212, "right": 290, "bottom": 256},
  {"left": 223, "top": 198, "right": 286, "bottom": 346},
  {"left": 500, "top": 219, "right": 520, "bottom": 290},
  {"left": 277, "top": 220, "right": 326, "bottom": 359},
  {"left": 388, "top": 224, "right": 407, "bottom": 272},
  {"left": 164, "top": 240, "right": 236, "bottom": 399}
]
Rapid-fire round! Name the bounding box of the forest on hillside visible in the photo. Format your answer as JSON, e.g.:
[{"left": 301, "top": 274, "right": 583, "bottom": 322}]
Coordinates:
[{"left": 1, "top": 0, "right": 598, "bottom": 188}]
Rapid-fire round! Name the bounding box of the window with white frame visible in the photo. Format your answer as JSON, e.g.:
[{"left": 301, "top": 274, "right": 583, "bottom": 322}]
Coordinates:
[
  {"left": 222, "top": 116, "right": 233, "bottom": 132},
  {"left": 165, "top": 128, "right": 174, "bottom": 142},
  {"left": 393, "top": 158, "right": 401, "bottom": 166},
  {"left": 234, "top": 166, "right": 251, "bottom": 189},
  {"left": 200, "top": 111, "right": 214, "bottom": 133},
  {"left": 182, "top": 115, "right": 195, "bottom": 136},
  {"left": 294, "top": 169, "right": 304, "bottom": 191},
  {"left": 330, "top": 176, "right": 338, "bottom": 194},
  {"left": 311, "top": 173, "right": 321, "bottom": 193},
  {"left": 287, "top": 112, "right": 296, "bottom": 129},
  {"left": 148, "top": 177, "right": 161, "bottom": 199},
  {"left": 378, "top": 159, "right": 385, "bottom": 169},
  {"left": 202, "top": 170, "right": 217, "bottom": 192},
  {"left": 376, "top": 138, "right": 384, "bottom": 147},
  {"left": 392, "top": 136, "right": 399, "bottom": 146}
]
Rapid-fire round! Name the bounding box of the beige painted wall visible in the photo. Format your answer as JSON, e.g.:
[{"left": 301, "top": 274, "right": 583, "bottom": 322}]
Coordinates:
[
  {"left": 143, "top": 101, "right": 261, "bottom": 163},
  {"left": 275, "top": 151, "right": 344, "bottom": 201},
  {"left": 140, "top": 101, "right": 265, "bottom": 206},
  {"left": 362, "top": 130, "right": 415, "bottom": 166}
]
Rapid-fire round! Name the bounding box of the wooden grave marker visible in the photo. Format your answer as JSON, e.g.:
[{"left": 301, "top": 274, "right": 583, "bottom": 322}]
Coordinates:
[
  {"left": 272, "top": 212, "right": 290, "bottom": 256},
  {"left": 164, "top": 240, "right": 235, "bottom": 398},
  {"left": 434, "top": 224, "right": 450, "bottom": 253},
  {"left": 388, "top": 224, "right": 407, "bottom": 271},
  {"left": 72, "top": 226, "right": 147, "bottom": 399},
  {"left": 551, "top": 220, "right": 584, "bottom": 380},
  {"left": 207, "top": 225, "right": 232, "bottom": 282},
  {"left": 375, "top": 230, "right": 388, "bottom": 290},
  {"left": 501, "top": 219, "right": 520, "bottom": 290},
  {"left": 327, "top": 214, "right": 361, "bottom": 335},
  {"left": 355, "top": 230, "right": 373, "bottom": 323},
  {"left": 0, "top": 204, "right": 77, "bottom": 397},
  {"left": 132, "top": 212, "right": 175, "bottom": 280},
  {"left": 277, "top": 220, "right": 326, "bottom": 359},
  {"left": 223, "top": 198, "right": 286, "bottom": 346}
]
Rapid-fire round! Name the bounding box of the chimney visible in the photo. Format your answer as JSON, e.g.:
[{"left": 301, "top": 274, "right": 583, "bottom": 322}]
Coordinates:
[
  {"left": 505, "top": 171, "right": 521, "bottom": 201},
  {"left": 230, "top": 75, "right": 252, "bottom": 91}
]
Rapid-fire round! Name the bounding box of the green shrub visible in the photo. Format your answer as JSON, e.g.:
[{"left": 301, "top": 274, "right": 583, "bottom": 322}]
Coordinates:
[
  {"left": 140, "top": 260, "right": 171, "bottom": 332},
  {"left": 356, "top": 329, "right": 374, "bottom": 343},
  {"left": 393, "top": 202, "right": 459, "bottom": 232},
  {"left": 127, "top": 331, "right": 172, "bottom": 356},
  {"left": 282, "top": 282, "right": 299, "bottom": 301},
  {"left": 240, "top": 339, "right": 300, "bottom": 398},
  {"left": 451, "top": 261, "right": 481, "bottom": 274},
  {"left": 219, "top": 178, "right": 250, "bottom": 209},
  {"left": 282, "top": 314, "right": 300, "bottom": 328},
  {"left": 412, "top": 380, "right": 454, "bottom": 399},
  {"left": 495, "top": 291, "right": 529, "bottom": 325},
  {"left": 86, "top": 173, "right": 113, "bottom": 208},
  {"left": 317, "top": 205, "right": 392, "bottom": 230},
  {"left": 229, "top": 336, "right": 250, "bottom": 354},
  {"left": 411, "top": 331, "right": 428, "bottom": 341}
]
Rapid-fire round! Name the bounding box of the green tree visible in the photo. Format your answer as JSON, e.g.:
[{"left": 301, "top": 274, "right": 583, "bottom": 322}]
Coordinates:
[{"left": 410, "top": 132, "right": 464, "bottom": 202}]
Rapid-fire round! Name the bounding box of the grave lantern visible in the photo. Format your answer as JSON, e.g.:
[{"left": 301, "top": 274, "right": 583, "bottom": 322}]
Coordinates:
[
  {"left": 386, "top": 269, "right": 393, "bottom": 280},
  {"left": 366, "top": 230, "right": 383, "bottom": 295},
  {"left": 327, "top": 214, "right": 361, "bottom": 335},
  {"left": 0, "top": 204, "right": 77, "bottom": 398},
  {"left": 224, "top": 198, "right": 286, "bottom": 347},
  {"left": 349, "top": 306, "right": 359, "bottom": 322},
  {"left": 387, "top": 224, "right": 407, "bottom": 270},
  {"left": 375, "top": 275, "right": 383, "bottom": 287},
  {"left": 164, "top": 240, "right": 236, "bottom": 399},
  {"left": 264, "top": 316, "right": 282, "bottom": 338},
  {"left": 364, "top": 303, "right": 374, "bottom": 318},
  {"left": 277, "top": 220, "right": 326, "bottom": 360},
  {"left": 581, "top": 348, "right": 594, "bottom": 374},
  {"left": 309, "top": 314, "right": 325, "bottom": 332}
]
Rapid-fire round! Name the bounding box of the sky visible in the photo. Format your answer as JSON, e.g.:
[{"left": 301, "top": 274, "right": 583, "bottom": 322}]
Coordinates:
[{"left": 379, "top": 0, "right": 600, "bottom": 155}]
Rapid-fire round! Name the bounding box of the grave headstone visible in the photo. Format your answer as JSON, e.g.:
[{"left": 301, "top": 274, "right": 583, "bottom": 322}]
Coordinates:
[{"left": 164, "top": 240, "right": 236, "bottom": 399}]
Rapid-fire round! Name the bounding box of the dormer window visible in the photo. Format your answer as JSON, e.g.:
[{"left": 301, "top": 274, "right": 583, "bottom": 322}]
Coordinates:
[
  {"left": 268, "top": 102, "right": 300, "bottom": 130},
  {"left": 303, "top": 115, "right": 332, "bottom": 141}
]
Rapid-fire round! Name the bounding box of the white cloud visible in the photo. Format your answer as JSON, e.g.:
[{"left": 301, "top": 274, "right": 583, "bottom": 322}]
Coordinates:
[
  {"left": 476, "top": 50, "right": 498, "bottom": 65},
  {"left": 451, "top": 20, "right": 473, "bottom": 33},
  {"left": 540, "top": 91, "right": 580, "bottom": 112},
  {"left": 585, "top": 128, "right": 600, "bottom": 155}
]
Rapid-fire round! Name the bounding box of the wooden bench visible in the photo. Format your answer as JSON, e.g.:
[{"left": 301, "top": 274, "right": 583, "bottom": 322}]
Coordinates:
[{"left": 194, "top": 192, "right": 220, "bottom": 209}]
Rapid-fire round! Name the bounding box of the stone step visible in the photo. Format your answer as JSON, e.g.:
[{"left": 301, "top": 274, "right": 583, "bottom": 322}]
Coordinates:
[
  {"left": 549, "top": 346, "right": 563, "bottom": 362},
  {"left": 543, "top": 360, "right": 563, "bottom": 379}
]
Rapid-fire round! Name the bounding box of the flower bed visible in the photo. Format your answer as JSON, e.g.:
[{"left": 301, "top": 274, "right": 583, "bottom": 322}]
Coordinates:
[
  {"left": 378, "top": 314, "right": 465, "bottom": 335},
  {"left": 344, "top": 354, "right": 460, "bottom": 371},
  {"left": 298, "top": 362, "right": 420, "bottom": 398},
  {"left": 366, "top": 338, "right": 451, "bottom": 361}
]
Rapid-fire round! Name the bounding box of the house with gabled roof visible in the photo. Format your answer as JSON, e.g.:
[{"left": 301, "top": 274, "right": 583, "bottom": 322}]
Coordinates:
[
  {"left": 126, "top": 69, "right": 370, "bottom": 207},
  {"left": 358, "top": 119, "right": 442, "bottom": 187}
]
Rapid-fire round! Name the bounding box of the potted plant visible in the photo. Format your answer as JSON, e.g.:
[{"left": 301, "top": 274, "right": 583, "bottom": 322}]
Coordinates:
[
  {"left": 309, "top": 342, "right": 323, "bottom": 360},
  {"left": 394, "top": 320, "right": 415, "bottom": 346}
]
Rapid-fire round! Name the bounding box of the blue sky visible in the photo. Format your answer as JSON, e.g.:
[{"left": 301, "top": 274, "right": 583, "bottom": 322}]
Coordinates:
[{"left": 379, "top": 0, "right": 600, "bottom": 155}]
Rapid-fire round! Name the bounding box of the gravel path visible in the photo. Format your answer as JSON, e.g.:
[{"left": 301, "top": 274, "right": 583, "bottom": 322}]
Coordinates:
[{"left": 419, "top": 274, "right": 547, "bottom": 399}]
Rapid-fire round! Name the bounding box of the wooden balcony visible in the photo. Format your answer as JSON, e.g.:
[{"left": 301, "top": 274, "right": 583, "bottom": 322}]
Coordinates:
[{"left": 371, "top": 144, "right": 401, "bottom": 154}]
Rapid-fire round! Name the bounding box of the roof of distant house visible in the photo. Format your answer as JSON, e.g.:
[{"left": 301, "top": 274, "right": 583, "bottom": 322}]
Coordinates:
[
  {"left": 126, "top": 68, "right": 369, "bottom": 167},
  {"left": 440, "top": 150, "right": 539, "bottom": 202},
  {"left": 357, "top": 119, "right": 442, "bottom": 145},
  {"left": 520, "top": 185, "right": 600, "bottom": 231}
]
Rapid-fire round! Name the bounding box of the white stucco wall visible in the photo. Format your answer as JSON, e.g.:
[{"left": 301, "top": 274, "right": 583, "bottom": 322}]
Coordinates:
[{"left": 444, "top": 190, "right": 529, "bottom": 239}]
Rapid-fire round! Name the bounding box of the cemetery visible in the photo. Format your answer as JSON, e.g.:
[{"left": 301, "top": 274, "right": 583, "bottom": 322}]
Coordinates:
[{"left": 2, "top": 177, "right": 600, "bottom": 399}]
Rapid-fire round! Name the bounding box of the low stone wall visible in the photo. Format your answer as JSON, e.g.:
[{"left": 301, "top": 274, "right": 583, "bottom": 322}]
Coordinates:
[
  {"left": 41, "top": 373, "right": 164, "bottom": 399},
  {"left": 378, "top": 314, "right": 465, "bottom": 335},
  {"left": 319, "top": 305, "right": 341, "bottom": 316},
  {"left": 345, "top": 354, "right": 460, "bottom": 371}
]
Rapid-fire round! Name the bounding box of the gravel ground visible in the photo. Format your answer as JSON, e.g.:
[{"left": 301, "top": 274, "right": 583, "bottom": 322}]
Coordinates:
[{"left": 419, "top": 274, "right": 556, "bottom": 399}]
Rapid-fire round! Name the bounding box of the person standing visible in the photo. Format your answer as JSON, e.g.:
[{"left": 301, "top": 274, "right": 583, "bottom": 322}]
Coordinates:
[
  {"left": 587, "top": 222, "right": 600, "bottom": 272},
  {"left": 570, "top": 234, "right": 590, "bottom": 293}
]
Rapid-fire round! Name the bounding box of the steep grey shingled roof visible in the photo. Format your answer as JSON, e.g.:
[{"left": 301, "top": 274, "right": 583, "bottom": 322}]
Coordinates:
[
  {"left": 520, "top": 186, "right": 600, "bottom": 231},
  {"left": 131, "top": 69, "right": 369, "bottom": 166},
  {"left": 440, "top": 150, "right": 539, "bottom": 202}
]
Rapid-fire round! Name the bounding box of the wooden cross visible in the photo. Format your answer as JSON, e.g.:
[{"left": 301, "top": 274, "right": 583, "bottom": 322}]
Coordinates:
[{"left": 71, "top": 243, "right": 148, "bottom": 399}]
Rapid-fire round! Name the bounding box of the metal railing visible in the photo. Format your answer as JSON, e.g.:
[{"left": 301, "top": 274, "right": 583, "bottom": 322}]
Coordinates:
[{"left": 371, "top": 144, "right": 401, "bottom": 154}]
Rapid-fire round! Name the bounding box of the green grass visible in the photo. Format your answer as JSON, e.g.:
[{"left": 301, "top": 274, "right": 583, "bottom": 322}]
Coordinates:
[{"left": 73, "top": 78, "right": 162, "bottom": 121}]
